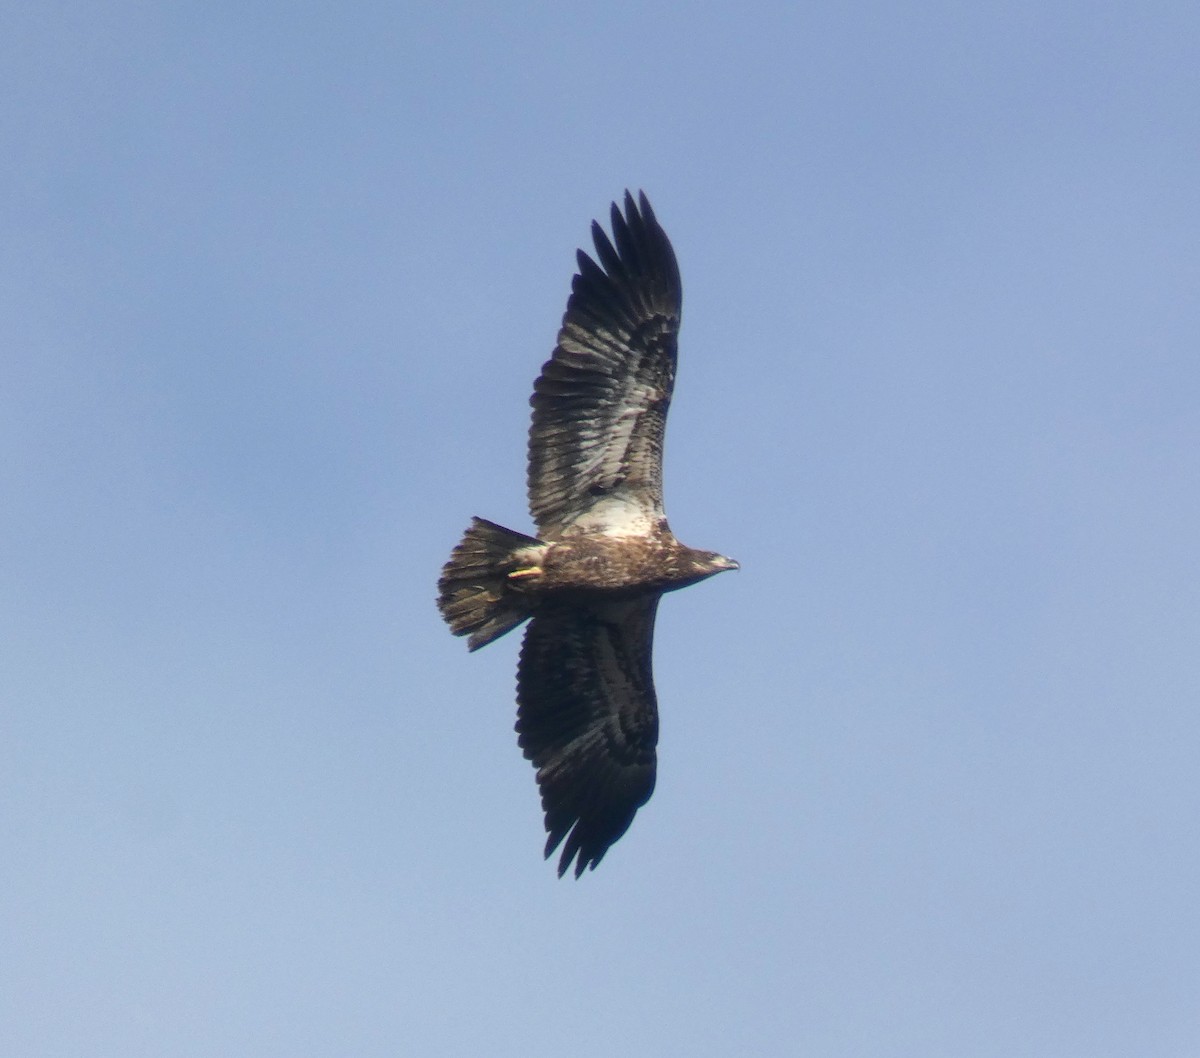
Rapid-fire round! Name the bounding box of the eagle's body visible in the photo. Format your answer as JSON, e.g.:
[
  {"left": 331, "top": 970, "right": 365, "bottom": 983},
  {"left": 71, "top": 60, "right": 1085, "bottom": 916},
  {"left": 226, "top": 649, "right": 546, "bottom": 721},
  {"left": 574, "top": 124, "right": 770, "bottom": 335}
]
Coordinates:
[{"left": 437, "top": 192, "right": 737, "bottom": 877}]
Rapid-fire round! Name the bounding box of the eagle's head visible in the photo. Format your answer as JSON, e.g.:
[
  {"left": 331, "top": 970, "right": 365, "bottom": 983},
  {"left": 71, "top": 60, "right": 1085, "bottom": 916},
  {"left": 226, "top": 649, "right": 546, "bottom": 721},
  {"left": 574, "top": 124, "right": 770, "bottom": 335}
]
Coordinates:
[
  {"left": 699, "top": 552, "right": 739, "bottom": 575},
  {"left": 668, "top": 547, "right": 739, "bottom": 591}
]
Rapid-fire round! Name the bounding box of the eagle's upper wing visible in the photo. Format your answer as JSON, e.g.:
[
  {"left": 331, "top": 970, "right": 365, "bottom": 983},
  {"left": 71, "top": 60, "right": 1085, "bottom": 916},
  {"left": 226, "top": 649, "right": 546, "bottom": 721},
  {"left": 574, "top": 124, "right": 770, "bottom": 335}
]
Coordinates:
[
  {"left": 515, "top": 596, "right": 660, "bottom": 878},
  {"left": 527, "top": 191, "right": 682, "bottom": 540}
]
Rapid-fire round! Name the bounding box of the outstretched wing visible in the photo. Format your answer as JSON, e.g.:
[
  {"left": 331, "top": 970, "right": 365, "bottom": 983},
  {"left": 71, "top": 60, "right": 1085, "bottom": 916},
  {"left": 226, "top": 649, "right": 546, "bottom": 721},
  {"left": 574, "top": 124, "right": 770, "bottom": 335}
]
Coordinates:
[
  {"left": 528, "top": 191, "right": 682, "bottom": 541},
  {"left": 515, "top": 597, "right": 660, "bottom": 878}
]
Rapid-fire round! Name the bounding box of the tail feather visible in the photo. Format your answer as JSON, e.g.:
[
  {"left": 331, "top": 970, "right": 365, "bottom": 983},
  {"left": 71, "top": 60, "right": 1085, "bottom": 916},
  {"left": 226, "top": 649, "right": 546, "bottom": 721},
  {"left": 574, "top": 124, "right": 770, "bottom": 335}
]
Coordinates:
[{"left": 437, "top": 517, "right": 543, "bottom": 650}]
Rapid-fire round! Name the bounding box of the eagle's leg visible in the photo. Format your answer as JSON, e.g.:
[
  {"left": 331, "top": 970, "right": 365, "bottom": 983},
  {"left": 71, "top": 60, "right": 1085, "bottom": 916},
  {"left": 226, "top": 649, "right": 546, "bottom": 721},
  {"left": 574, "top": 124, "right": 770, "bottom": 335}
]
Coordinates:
[{"left": 507, "top": 566, "right": 544, "bottom": 579}]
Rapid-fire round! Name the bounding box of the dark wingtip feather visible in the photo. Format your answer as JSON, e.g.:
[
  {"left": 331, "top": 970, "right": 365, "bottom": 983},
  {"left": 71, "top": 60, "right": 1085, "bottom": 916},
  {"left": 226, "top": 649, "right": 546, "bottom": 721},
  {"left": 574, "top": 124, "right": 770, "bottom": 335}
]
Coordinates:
[
  {"left": 541, "top": 802, "right": 633, "bottom": 880},
  {"left": 546, "top": 834, "right": 602, "bottom": 880}
]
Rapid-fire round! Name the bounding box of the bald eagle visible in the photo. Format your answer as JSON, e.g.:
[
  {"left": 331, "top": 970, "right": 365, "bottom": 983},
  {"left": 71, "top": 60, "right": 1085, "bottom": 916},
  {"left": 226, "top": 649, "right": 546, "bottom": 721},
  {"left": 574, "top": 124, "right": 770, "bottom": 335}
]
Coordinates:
[{"left": 437, "top": 192, "right": 738, "bottom": 877}]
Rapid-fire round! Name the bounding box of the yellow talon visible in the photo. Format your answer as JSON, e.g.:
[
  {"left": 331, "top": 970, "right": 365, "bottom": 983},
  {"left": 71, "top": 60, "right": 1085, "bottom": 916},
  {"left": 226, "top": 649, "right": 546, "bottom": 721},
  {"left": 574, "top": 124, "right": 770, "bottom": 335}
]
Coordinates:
[{"left": 507, "top": 566, "right": 543, "bottom": 580}]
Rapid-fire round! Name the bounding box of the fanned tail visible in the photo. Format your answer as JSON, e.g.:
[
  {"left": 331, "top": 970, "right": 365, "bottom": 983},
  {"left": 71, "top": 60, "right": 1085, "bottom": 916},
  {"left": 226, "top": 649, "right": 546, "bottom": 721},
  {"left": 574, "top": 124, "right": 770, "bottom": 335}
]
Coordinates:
[{"left": 437, "top": 518, "right": 543, "bottom": 650}]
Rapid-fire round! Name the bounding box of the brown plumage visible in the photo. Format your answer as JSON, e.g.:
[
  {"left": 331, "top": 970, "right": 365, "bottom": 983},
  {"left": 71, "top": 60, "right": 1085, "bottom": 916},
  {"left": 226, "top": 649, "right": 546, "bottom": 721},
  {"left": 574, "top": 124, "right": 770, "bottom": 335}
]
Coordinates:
[{"left": 437, "top": 192, "right": 737, "bottom": 877}]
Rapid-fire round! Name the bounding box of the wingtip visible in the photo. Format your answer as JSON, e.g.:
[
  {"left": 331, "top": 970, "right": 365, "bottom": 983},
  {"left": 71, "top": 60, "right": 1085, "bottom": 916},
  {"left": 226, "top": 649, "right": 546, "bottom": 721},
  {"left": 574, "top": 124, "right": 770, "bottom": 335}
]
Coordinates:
[
  {"left": 614, "top": 189, "right": 654, "bottom": 224},
  {"left": 635, "top": 189, "right": 654, "bottom": 222},
  {"left": 548, "top": 843, "right": 575, "bottom": 879},
  {"left": 553, "top": 849, "right": 597, "bottom": 880},
  {"left": 545, "top": 826, "right": 600, "bottom": 879}
]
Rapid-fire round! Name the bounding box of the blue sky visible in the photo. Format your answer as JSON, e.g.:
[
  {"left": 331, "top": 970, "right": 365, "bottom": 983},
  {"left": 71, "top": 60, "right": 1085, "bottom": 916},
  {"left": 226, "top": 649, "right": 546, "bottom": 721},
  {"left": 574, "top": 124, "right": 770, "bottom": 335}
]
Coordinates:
[{"left": 4, "top": 2, "right": 1199, "bottom": 1055}]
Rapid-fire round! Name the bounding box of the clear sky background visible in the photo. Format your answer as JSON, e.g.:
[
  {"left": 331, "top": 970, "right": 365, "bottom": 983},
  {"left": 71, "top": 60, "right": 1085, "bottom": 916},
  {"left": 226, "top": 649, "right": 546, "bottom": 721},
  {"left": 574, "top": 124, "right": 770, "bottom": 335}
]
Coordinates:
[{"left": 4, "top": 2, "right": 1199, "bottom": 1055}]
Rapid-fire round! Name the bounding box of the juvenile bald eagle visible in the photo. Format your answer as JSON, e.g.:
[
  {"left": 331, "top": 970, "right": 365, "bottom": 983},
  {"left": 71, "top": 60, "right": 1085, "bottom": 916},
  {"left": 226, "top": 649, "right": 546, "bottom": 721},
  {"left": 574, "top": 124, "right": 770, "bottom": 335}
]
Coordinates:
[{"left": 437, "top": 192, "right": 738, "bottom": 877}]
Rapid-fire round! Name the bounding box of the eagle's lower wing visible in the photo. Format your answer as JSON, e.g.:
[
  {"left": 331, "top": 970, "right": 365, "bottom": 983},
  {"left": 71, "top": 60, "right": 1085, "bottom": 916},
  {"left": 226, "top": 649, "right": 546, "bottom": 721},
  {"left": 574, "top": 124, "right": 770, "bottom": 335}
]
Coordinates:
[
  {"left": 515, "top": 597, "right": 660, "bottom": 878},
  {"left": 527, "top": 192, "right": 682, "bottom": 540}
]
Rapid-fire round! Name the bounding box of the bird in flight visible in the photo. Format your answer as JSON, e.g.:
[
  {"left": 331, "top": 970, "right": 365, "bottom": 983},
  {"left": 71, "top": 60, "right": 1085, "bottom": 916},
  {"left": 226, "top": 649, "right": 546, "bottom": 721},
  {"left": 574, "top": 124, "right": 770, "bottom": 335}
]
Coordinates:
[{"left": 437, "top": 191, "right": 738, "bottom": 877}]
